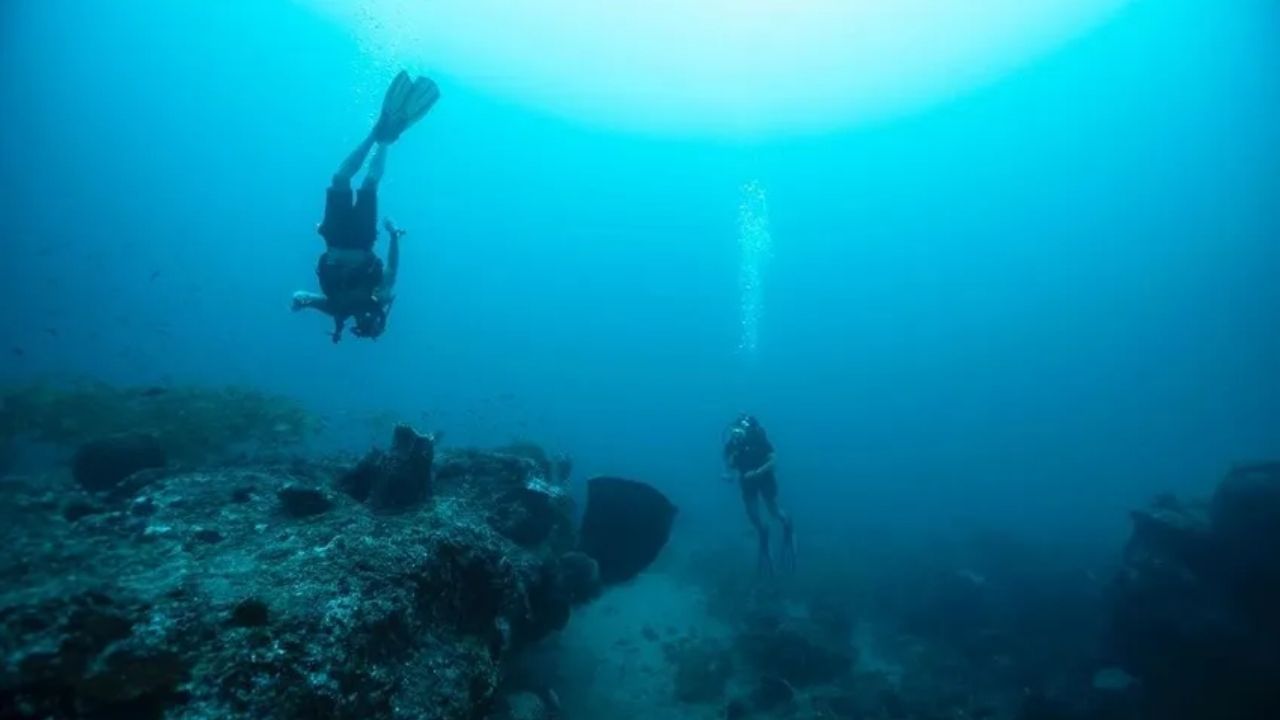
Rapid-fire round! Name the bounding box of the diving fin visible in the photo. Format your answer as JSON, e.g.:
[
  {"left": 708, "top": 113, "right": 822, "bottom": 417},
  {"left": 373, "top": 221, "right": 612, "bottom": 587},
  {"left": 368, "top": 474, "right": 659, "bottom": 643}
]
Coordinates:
[
  {"left": 382, "top": 71, "right": 413, "bottom": 116},
  {"left": 374, "top": 72, "right": 440, "bottom": 144},
  {"left": 779, "top": 521, "right": 796, "bottom": 575}
]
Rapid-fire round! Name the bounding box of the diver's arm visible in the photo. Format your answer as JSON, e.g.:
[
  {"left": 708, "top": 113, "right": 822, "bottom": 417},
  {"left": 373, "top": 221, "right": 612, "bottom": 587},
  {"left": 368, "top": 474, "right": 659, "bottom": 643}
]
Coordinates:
[
  {"left": 385, "top": 221, "right": 403, "bottom": 288},
  {"left": 380, "top": 220, "right": 404, "bottom": 295},
  {"left": 745, "top": 453, "right": 776, "bottom": 479},
  {"left": 291, "top": 291, "right": 331, "bottom": 314},
  {"left": 292, "top": 292, "right": 348, "bottom": 342}
]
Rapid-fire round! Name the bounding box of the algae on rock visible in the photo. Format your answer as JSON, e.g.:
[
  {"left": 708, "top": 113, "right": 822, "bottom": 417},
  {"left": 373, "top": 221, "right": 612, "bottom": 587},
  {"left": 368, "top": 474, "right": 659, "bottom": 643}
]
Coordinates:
[{"left": 0, "top": 445, "right": 583, "bottom": 720}]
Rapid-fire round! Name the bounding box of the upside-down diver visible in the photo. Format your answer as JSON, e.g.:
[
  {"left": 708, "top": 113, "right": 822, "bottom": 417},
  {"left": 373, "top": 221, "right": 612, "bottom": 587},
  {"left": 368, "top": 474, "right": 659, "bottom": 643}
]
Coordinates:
[{"left": 291, "top": 71, "right": 439, "bottom": 342}]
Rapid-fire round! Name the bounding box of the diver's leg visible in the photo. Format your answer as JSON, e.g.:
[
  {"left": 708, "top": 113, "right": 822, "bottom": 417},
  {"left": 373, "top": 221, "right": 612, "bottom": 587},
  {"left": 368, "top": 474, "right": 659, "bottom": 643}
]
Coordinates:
[
  {"left": 322, "top": 134, "right": 374, "bottom": 242},
  {"left": 361, "top": 142, "right": 389, "bottom": 190},
  {"left": 333, "top": 132, "right": 377, "bottom": 187},
  {"left": 763, "top": 496, "right": 790, "bottom": 530},
  {"left": 351, "top": 150, "right": 384, "bottom": 254},
  {"left": 762, "top": 480, "right": 795, "bottom": 573},
  {"left": 742, "top": 485, "right": 772, "bottom": 576}
]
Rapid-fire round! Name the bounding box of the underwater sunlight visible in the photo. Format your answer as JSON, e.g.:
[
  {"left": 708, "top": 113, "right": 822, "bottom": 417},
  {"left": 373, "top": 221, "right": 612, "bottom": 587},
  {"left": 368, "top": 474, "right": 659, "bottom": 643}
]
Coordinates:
[{"left": 306, "top": 0, "right": 1133, "bottom": 136}]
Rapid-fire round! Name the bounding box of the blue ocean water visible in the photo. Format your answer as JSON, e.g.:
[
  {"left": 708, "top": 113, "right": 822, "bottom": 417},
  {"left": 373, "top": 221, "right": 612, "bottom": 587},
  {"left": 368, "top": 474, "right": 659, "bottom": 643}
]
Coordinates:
[{"left": 2, "top": 0, "right": 1278, "bottom": 561}]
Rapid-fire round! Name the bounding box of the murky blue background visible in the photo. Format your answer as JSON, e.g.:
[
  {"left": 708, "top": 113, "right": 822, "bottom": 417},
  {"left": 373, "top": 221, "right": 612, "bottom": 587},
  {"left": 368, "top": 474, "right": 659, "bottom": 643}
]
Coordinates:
[{"left": 3, "top": 0, "right": 1277, "bottom": 550}]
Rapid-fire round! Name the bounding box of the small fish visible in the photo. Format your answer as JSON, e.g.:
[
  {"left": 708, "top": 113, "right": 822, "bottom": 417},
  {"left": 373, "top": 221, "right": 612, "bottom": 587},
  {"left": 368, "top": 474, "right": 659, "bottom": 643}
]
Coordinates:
[
  {"left": 138, "top": 387, "right": 169, "bottom": 398},
  {"left": 149, "top": 270, "right": 162, "bottom": 282},
  {"left": 43, "top": 327, "right": 59, "bottom": 337},
  {"left": 10, "top": 346, "right": 25, "bottom": 357}
]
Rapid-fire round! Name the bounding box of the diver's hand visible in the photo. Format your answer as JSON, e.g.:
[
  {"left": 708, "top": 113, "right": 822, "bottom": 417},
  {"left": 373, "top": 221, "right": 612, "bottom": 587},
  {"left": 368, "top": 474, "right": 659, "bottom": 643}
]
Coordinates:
[
  {"left": 292, "top": 291, "right": 326, "bottom": 312},
  {"left": 383, "top": 219, "right": 407, "bottom": 240}
]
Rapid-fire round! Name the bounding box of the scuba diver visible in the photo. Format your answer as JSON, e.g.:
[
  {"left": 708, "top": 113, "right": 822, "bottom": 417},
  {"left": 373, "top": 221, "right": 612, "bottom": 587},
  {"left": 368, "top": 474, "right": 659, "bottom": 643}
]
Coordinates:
[
  {"left": 724, "top": 414, "right": 796, "bottom": 576},
  {"left": 291, "top": 71, "right": 439, "bottom": 342}
]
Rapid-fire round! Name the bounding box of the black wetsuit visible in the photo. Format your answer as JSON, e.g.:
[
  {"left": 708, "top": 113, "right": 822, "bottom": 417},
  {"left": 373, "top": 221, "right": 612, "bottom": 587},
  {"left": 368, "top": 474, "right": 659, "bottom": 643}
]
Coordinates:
[
  {"left": 728, "top": 430, "right": 777, "bottom": 503},
  {"left": 317, "top": 184, "right": 383, "bottom": 306}
]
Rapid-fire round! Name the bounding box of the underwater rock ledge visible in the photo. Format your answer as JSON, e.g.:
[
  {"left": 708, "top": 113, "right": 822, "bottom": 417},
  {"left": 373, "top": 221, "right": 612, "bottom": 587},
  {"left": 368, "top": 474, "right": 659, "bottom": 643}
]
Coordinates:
[{"left": 0, "top": 427, "right": 635, "bottom": 720}]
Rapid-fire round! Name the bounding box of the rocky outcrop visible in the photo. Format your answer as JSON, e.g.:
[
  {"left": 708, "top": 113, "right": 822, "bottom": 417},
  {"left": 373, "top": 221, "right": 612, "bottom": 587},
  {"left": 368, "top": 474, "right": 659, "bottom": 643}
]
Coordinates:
[
  {"left": 0, "top": 438, "right": 586, "bottom": 719},
  {"left": 338, "top": 425, "right": 435, "bottom": 512},
  {"left": 435, "top": 450, "right": 575, "bottom": 552},
  {"left": 1110, "top": 462, "right": 1280, "bottom": 720}
]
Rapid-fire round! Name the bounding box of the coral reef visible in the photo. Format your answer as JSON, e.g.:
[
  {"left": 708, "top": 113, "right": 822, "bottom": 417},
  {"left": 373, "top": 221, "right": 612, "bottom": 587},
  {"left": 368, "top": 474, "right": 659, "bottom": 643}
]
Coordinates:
[{"left": 0, "top": 426, "right": 596, "bottom": 719}]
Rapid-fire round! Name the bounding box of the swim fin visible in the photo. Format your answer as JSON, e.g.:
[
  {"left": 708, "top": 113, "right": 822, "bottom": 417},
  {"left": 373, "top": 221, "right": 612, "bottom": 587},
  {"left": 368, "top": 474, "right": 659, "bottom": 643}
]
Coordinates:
[
  {"left": 374, "top": 71, "right": 440, "bottom": 144},
  {"left": 779, "top": 521, "right": 796, "bottom": 575}
]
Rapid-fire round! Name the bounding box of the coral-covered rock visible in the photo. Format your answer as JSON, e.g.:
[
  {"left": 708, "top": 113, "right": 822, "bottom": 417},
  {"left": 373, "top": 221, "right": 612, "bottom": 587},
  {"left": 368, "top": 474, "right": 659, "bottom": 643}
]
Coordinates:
[
  {"left": 339, "top": 424, "right": 435, "bottom": 512},
  {"left": 0, "top": 448, "right": 581, "bottom": 720},
  {"left": 229, "top": 598, "right": 270, "bottom": 627},
  {"left": 435, "top": 449, "right": 575, "bottom": 551},
  {"left": 555, "top": 551, "right": 601, "bottom": 604},
  {"left": 71, "top": 433, "right": 166, "bottom": 492}
]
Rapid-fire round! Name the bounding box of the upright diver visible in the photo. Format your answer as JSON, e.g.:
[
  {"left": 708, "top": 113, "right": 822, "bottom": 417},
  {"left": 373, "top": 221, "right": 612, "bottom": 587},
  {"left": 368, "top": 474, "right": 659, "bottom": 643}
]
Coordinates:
[
  {"left": 291, "top": 71, "right": 439, "bottom": 342},
  {"left": 724, "top": 414, "right": 796, "bottom": 576}
]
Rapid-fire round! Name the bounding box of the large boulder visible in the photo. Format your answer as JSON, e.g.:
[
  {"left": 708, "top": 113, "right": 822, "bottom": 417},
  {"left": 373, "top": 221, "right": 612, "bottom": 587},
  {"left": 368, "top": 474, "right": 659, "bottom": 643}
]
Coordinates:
[{"left": 1109, "top": 463, "right": 1280, "bottom": 720}]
